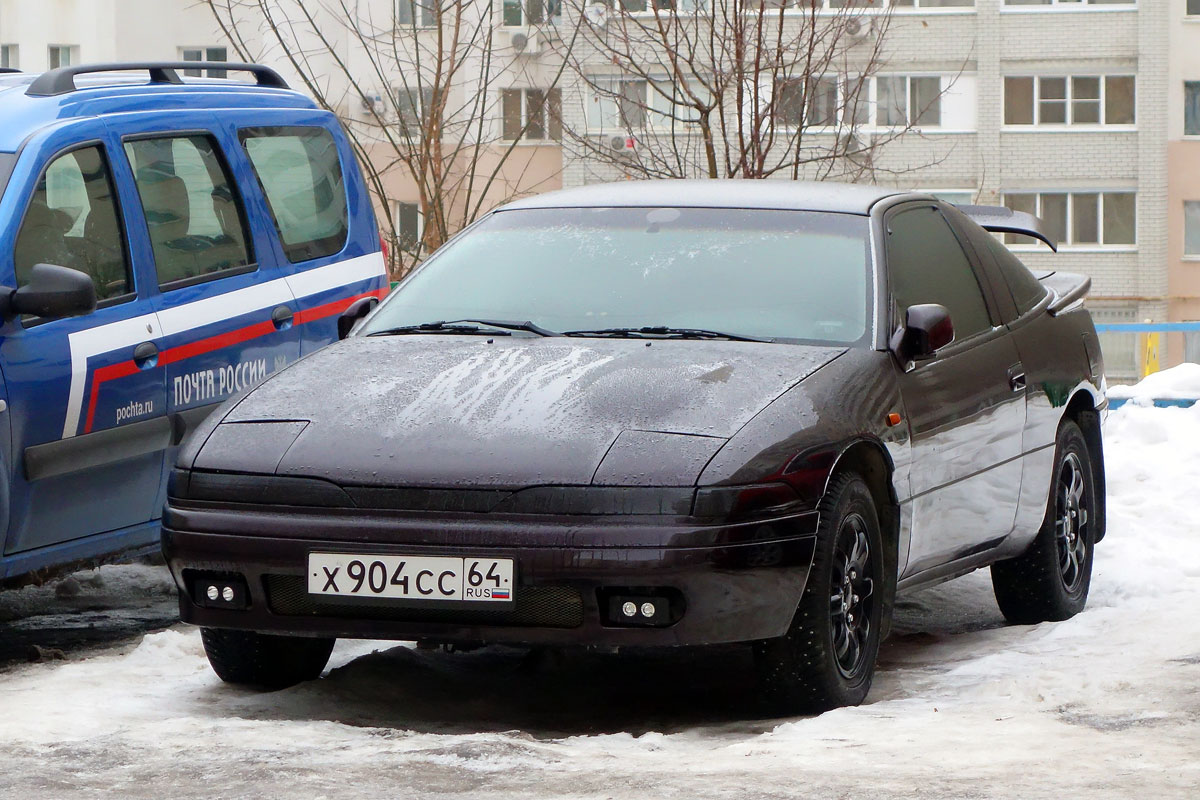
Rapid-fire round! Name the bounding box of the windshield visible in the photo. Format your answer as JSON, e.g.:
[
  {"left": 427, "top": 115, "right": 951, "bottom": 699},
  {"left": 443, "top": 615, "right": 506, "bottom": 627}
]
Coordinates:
[{"left": 364, "top": 206, "right": 872, "bottom": 345}]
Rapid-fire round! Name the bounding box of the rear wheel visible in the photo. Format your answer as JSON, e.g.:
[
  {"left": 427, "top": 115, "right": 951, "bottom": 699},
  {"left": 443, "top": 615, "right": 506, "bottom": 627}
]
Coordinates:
[
  {"left": 200, "top": 628, "right": 335, "bottom": 689},
  {"left": 991, "top": 419, "right": 1095, "bottom": 624},
  {"left": 754, "top": 472, "right": 885, "bottom": 715}
]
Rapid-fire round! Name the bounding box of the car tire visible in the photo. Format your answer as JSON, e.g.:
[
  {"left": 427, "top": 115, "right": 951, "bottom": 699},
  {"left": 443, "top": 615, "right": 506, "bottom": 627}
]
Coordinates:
[
  {"left": 200, "top": 627, "right": 335, "bottom": 689},
  {"left": 754, "top": 471, "right": 885, "bottom": 715},
  {"left": 991, "top": 418, "right": 1095, "bottom": 625}
]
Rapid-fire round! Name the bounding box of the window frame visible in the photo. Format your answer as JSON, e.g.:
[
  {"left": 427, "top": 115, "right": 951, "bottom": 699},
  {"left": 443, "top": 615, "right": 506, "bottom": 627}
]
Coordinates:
[
  {"left": 883, "top": 202, "right": 1002, "bottom": 350},
  {"left": 1003, "top": 74, "right": 1135, "bottom": 129},
  {"left": 238, "top": 124, "right": 351, "bottom": 265},
  {"left": 500, "top": 87, "right": 562, "bottom": 142},
  {"left": 122, "top": 130, "right": 258, "bottom": 292},
  {"left": 1000, "top": 0, "right": 1136, "bottom": 11},
  {"left": 395, "top": 200, "right": 424, "bottom": 254},
  {"left": 1184, "top": 201, "right": 1200, "bottom": 260},
  {"left": 180, "top": 47, "right": 229, "bottom": 79},
  {"left": 1185, "top": 81, "right": 1200, "bottom": 137},
  {"left": 47, "top": 45, "right": 77, "bottom": 70},
  {"left": 395, "top": 86, "right": 434, "bottom": 136},
  {"left": 16, "top": 140, "right": 137, "bottom": 326},
  {"left": 396, "top": 0, "right": 438, "bottom": 28},
  {"left": 501, "top": 0, "right": 563, "bottom": 26},
  {"left": 0, "top": 44, "right": 17, "bottom": 70},
  {"left": 1001, "top": 190, "right": 1137, "bottom": 251}
]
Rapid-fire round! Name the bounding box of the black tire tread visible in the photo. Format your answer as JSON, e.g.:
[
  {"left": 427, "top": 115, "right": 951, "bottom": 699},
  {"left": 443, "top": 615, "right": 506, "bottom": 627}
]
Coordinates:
[
  {"left": 201, "top": 627, "right": 335, "bottom": 689},
  {"left": 991, "top": 419, "right": 1094, "bottom": 625},
  {"left": 755, "top": 471, "right": 884, "bottom": 715}
]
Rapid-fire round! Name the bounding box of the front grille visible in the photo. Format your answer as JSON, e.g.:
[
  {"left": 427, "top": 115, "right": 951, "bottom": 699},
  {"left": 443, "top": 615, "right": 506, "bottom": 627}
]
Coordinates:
[{"left": 263, "top": 575, "right": 584, "bottom": 629}]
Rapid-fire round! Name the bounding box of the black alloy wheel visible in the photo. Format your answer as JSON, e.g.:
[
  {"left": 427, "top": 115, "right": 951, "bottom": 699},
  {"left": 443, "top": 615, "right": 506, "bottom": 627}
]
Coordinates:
[
  {"left": 830, "top": 512, "right": 876, "bottom": 679},
  {"left": 1054, "top": 451, "right": 1089, "bottom": 593}
]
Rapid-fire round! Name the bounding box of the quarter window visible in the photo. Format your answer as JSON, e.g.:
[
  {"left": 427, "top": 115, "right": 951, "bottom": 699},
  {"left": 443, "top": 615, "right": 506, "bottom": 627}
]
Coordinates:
[
  {"left": 241, "top": 126, "right": 349, "bottom": 263},
  {"left": 14, "top": 146, "right": 132, "bottom": 303},
  {"left": 887, "top": 205, "right": 992, "bottom": 341},
  {"left": 125, "top": 135, "right": 254, "bottom": 287}
]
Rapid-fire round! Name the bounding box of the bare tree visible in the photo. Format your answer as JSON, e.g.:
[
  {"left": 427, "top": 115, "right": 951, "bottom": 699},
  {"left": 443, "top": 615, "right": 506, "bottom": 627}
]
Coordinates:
[
  {"left": 205, "top": 0, "right": 579, "bottom": 276},
  {"left": 555, "top": 0, "right": 949, "bottom": 183}
]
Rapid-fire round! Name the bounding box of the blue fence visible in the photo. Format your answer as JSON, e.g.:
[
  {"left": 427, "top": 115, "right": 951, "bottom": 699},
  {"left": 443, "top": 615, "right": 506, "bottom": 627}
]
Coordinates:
[{"left": 1094, "top": 321, "right": 1199, "bottom": 409}]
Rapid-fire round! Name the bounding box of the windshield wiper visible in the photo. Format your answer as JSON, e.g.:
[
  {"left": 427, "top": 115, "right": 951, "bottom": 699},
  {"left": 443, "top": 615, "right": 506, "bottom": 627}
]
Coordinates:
[
  {"left": 366, "top": 321, "right": 510, "bottom": 337},
  {"left": 562, "top": 326, "right": 772, "bottom": 343},
  {"left": 367, "top": 319, "right": 558, "bottom": 338}
]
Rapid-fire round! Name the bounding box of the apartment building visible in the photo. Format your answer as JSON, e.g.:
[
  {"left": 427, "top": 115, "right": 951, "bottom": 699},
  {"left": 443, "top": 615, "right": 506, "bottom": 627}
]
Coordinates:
[{"left": 0, "top": 0, "right": 1196, "bottom": 376}]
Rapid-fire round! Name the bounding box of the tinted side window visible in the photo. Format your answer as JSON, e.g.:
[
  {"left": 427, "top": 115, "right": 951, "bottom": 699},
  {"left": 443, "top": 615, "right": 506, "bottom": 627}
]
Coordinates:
[
  {"left": 125, "top": 135, "right": 253, "bottom": 288},
  {"left": 14, "top": 146, "right": 131, "bottom": 302},
  {"left": 887, "top": 205, "right": 992, "bottom": 341},
  {"left": 240, "top": 127, "right": 348, "bottom": 263},
  {"left": 980, "top": 234, "right": 1048, "bottom": 316}
]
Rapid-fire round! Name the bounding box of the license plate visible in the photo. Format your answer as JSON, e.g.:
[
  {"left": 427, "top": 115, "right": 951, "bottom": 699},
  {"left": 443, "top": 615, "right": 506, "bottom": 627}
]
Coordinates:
[{"left": 307, "top": 553, "right": 514, "bottom": 603}]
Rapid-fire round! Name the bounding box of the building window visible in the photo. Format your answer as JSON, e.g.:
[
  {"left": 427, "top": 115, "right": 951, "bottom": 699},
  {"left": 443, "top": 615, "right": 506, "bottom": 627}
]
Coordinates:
[
  {"left": 588, "top": 78, "right": 648, "bottom": 130},
  {"left": 1185, "top": 202, "right": 1200, "bottom": 257},
  {"left": 1187, "top": 83, "right": 1200, "bottom": 136},
  {"left": 1003, "top": 191, "right": 1136, "bottom": 248},
  {"left": 877, "top": 75, "right": 942, "bottom": 127},
  {"left": 396, "top": 86, "right": 434, "bottom": 135},
  {"left": 1, "top": 44, "right": 17, "bottom": 70},
  {"left": 502, "top": 88, "right": 562, "bottom": 141},
  {"left": 1003, "top": 1, "right": 1136, "bottom": 7},
  {"left": 503, "top": 0, "right": 562, "bottom": 26},
  {"left": 395, "top": 201, "right": 423, "bottom": 253},
  {"left": 48, "top": 45, "right": 76, "bottom": 69},
  {"left": 181, "top": 47, "right": 228, "bottom": 78},
  {"left": 1004, "top": 75, "right": 1134, "bottom": 126},
  {"left": 1190, "top": 0, "right": 1200, "bottom": 15},
  {"left": 397, "top": 0, "right": 437, "bottom": 27}
]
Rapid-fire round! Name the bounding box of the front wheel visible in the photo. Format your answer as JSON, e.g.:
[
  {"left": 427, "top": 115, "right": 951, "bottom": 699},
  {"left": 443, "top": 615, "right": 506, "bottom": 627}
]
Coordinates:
[
  {"left": 754, "top": 472, "right": 885, "bottom": 715},
  {"left": 991, "top": 418, "right": 1096, "bottom": 624},
  {"left": 201, "top": 628, "right": 335, "bottom": 689}
]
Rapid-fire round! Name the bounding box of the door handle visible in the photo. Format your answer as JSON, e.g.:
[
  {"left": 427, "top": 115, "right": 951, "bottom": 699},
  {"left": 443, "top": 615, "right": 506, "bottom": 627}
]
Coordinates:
[
  {"left": 133, "top": 341, "right": 158, "bottom": 369},
  {"left": 1008, "top": 370, "right": 1027, "bottom": 393},
  {"left": 271, "top": 305, "right": 294, "bottom": 330}
]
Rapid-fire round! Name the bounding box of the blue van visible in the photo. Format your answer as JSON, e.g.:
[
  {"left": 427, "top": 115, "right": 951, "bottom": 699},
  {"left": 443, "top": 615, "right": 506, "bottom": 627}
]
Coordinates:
[{"left": 0, "top": 62, "right": 389, "bottom": 583}]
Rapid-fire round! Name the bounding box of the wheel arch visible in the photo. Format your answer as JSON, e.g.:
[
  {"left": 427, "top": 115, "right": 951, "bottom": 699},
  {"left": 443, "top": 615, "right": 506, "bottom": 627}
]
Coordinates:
[
  {"left": 824, "top": 438, "right": 900, "bottom": 636},
  {"left": 1062, "top": 390, "right": 1106, "bottom": 543}
]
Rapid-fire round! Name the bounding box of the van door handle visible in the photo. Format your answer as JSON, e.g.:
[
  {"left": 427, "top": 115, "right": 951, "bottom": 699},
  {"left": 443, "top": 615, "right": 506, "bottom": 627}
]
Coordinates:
[
  {"left": 271, "top": 305, "right": 294, "bottom": 330},
  {"left": 1008, "top": 369, "right": 1027, "bottom": 393},
  {"left": 133, "top": 341, "right": 158, "bottom": 369}
]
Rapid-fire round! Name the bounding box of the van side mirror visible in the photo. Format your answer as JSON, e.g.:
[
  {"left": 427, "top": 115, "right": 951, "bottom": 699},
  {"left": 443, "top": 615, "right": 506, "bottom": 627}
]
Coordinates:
[
  {"left": 337, "top": 296, "right": 379, "bottom": 340},
  {"left": 890, "top": 303, "right": 954, "bottom": 364},
  {"left": 7, "top": 263, "right": 97, "bottom": 320}
]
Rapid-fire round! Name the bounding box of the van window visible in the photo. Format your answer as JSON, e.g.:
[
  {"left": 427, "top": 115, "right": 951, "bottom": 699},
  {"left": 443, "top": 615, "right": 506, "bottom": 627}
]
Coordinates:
[
  {"left": 14, "top": 145, "right": 131, "bottom": 302},
  {"left": 240, "top": 126, "right": 348, "bottom": 263},
  {"left": 124, "top": 135, "right": 253, "bottom": 288}
]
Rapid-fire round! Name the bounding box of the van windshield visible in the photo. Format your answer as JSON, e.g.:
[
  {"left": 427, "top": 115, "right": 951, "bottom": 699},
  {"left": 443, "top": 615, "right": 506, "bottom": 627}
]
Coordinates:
[{"left": 364, "top": 207, "right": 873, "bottom": 346}]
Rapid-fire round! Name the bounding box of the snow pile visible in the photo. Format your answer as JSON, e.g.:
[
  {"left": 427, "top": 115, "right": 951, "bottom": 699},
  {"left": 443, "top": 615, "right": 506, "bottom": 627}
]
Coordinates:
[
  {"left": 1, "top": 401, "right": 1199, "bottom": 798},
  {"left": 1107, "top": 362, "right": 1200, "bottom": 402}
]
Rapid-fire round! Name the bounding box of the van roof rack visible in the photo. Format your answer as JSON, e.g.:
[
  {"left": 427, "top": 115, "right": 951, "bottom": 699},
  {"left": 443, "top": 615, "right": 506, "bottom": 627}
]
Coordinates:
[{"left": 25, "top": 62, "right": 289, "bottom": 97}]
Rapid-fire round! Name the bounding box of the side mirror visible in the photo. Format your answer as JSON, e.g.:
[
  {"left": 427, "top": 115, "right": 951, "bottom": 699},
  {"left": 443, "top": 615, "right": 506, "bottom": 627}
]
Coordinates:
[
  {"left": 891, "top": 303, "right": 954, "bottom": 364},
  {"left": 8, "top": 263, "right": 97, "bottom": 320},
  {"left": 337, "top": 296, "right": 379, "bottom": 340}
]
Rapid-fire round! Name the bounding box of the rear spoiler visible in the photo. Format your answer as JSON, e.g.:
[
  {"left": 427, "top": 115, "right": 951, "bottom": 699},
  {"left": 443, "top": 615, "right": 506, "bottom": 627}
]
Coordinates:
[
  {"left": 1035, "top": 270, "right": 1091, "bottom": 316},
  {"left": 956, "top": 205, "right": 1058, "bottom": 252}
]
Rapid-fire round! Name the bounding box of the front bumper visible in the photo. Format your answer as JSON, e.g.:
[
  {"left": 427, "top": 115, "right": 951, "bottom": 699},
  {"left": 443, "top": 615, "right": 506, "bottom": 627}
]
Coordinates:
[{"left": 162, "top": 502, "right": 818, "bottom": 647}]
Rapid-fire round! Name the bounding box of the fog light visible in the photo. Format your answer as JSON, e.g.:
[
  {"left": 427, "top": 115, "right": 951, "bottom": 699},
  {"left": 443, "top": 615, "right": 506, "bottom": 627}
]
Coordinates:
[
  {"left": 188, "top": 571, "right": 249, "bottom": 610},
  {"left": 206, "top": 585, "right": 219, "bottom": 601},
  {"left": 640, "top": 602, "right": 656, "bottom": 618},
  {"left": 601, "top": 589, "right": 683, "bottom": 628},
  {"left": 622, "top": 601, "right": 638, "bottom": 617},
  {"left": 222, "top": 586, "right": 235, "bottom": 602}
]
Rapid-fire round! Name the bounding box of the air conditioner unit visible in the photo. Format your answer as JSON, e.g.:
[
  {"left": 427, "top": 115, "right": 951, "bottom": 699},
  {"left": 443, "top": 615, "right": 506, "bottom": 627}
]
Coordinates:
[
  {"left": 844, "top": 16, "right": 876, "bottom": 41},
  {"left": 360, "top": 93, "right": 385, "bottom": 115},
  {"left": 606, "top": 134, "right": 637, "bottom": 158},
  {"left": 508, "top": 29, "right": 541, "bottom": 55}
]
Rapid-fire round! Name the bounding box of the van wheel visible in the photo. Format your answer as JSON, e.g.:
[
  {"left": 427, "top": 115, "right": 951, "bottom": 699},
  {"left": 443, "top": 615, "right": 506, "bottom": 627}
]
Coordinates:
[
  {"left": 991, "top": 419, "right": 1095, "bottom": 624},
  {"left": 200, "top": 628, "right": 335, "bottom": 689},
  {"left": 754, "top": 472, "right": 884, "bottom": 715}
]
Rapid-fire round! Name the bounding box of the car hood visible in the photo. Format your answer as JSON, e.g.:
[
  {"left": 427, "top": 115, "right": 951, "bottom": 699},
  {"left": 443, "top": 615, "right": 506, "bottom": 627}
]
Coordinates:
[{"left": 192, "top": 336, "right": 846, "bottom": 488}]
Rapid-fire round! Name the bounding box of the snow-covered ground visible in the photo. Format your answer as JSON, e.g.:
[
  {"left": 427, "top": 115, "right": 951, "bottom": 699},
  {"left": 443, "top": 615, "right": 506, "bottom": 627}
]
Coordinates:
[{"left": 2, "top": 373, "right": 1199, "bottom": 798}]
